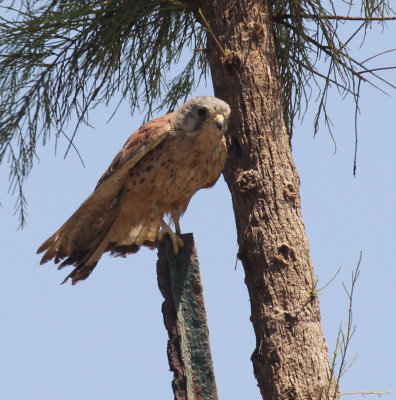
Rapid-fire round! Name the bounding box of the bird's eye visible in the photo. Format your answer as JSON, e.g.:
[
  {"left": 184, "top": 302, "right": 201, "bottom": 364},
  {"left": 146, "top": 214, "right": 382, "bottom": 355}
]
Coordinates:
[{"left": 197, "top": 107, "right": 207, "bottom": 117}]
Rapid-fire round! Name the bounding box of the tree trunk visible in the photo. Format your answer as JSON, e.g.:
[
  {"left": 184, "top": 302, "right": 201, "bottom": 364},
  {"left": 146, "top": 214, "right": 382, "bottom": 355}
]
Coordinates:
[{"left": 197, "top": 1, "right": 338, "bottom": 399}]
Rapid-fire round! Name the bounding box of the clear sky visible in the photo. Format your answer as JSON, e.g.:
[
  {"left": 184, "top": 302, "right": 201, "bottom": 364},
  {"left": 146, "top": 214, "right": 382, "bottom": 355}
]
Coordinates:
[{"left": 1, "top": 15, "right": 395, "bottom": 400}]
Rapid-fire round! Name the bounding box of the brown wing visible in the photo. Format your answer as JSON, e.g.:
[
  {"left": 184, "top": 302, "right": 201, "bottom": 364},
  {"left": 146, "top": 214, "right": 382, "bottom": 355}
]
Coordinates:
[
  {"left": 95, "top": 112, "right": 175, "bottom": 189},
  {"left": 37, "top": 112, "right": 174, "bottom": 284}
]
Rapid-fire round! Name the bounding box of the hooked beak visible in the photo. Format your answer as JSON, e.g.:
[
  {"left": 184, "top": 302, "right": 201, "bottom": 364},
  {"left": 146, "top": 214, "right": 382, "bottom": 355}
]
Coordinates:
[{"left": 214, "top": 114, "right": 224, "bottom": 130}]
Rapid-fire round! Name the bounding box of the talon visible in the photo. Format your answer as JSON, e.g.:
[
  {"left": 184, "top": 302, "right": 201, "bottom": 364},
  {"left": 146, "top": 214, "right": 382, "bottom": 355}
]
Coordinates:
[{"left": 158, "top": 220, "right": 184, "bottom": 254}]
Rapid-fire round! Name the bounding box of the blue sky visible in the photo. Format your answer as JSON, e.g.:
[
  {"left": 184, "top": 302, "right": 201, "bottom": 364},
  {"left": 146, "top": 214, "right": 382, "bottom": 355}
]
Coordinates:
[{"left": 1, "top": 15, "right": 395, "bottom": 400}]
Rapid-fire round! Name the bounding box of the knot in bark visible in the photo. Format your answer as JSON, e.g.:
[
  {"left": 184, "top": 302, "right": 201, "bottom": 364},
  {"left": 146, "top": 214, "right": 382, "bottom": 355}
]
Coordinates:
[
  {"left": 223, "top": 50, "right": 242, "bottom": 74},
  {"left": 248, "top": 22, "right": 265, "bottom": 42},
  {"left": 283, "top": 182, "right": 298, "bottom": 203},
  {"left": 236, "top": 169, "right": 260, "bottom": 193}
]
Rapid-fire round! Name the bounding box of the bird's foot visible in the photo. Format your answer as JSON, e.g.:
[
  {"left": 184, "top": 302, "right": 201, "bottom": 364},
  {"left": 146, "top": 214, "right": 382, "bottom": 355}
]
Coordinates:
[{"left": 158, "top": 221, "right": 184, "bottom": 254}]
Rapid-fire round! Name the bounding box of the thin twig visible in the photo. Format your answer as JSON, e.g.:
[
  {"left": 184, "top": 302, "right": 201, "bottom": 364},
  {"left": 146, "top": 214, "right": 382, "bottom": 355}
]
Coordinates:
[
  {"left": 274, "top": 14, "right": 396, "bottom": 22},
  {"left": 358, "top": 66, "right": 396, "bottom": 74},
  {"left": 353, "top": 80, "right": 361, "bottom": 176},
  {"left": 341, "top": 390, "right": 392, "bottom": 396},
  {"left": 362, "top": 48, "right": 396, "bottom": 64}
]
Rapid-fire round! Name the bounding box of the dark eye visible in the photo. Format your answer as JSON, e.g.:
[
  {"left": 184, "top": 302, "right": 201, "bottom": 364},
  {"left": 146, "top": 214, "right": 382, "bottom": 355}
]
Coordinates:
[{"left": 197, "top": 107, "right": 207, "bottom": 117}]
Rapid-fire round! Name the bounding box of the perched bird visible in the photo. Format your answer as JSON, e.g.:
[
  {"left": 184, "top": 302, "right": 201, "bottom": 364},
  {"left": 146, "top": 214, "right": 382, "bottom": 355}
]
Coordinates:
[{"left": 37, "top": 96, "right": 231, "bottom": 284}]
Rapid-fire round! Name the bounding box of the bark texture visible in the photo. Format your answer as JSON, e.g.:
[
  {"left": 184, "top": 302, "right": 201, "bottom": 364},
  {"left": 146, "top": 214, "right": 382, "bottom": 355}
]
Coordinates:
[
  {"left": 157, "top": 233, "right": 218, "bottom": 400},
  {"left": 196, "top": 1, "right": 337, "bottom": 399}
]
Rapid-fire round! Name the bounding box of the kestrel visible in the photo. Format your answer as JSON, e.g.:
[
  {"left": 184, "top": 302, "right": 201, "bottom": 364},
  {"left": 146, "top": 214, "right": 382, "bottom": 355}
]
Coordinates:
[{"left": 37, "top": 96, "right": 231, "bottom": 284}]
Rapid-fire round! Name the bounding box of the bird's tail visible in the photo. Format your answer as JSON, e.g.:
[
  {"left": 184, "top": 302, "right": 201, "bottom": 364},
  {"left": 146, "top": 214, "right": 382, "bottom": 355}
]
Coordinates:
[
  {"left": 38, "top": 212, "right": 162, "bottom": 285},
  {"left": 37, "top": 203, "right": 122, "bottom": 284}
]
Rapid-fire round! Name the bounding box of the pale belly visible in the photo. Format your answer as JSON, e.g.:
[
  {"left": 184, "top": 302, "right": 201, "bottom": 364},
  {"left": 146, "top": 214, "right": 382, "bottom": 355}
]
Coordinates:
[{"left": 119, "top": 137, "right": 226, "bottom": 223}]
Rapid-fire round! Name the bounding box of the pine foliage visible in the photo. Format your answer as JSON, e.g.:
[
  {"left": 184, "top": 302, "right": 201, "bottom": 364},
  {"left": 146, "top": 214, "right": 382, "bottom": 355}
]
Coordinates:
[
  {"left": 0, "top": 0, "right": 395, "bottom": 225},
  {"left": 271, "top": 0, "right": 395, "bottom": 136},
  {"left": 0, "top": 0, "right": 205, "bottom": 226}
]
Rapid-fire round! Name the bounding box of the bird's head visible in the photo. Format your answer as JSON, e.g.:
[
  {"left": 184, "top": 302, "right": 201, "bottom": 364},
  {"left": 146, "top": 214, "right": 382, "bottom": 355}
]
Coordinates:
[{"left": 173, "top": 96, "right": 231, "bottom": 139}]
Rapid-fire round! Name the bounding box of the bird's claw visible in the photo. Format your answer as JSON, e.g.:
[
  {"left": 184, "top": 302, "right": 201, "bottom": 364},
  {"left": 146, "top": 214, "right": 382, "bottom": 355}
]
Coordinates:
[{"left": 158, "top": 222, "right": 184, "bottom": 254}]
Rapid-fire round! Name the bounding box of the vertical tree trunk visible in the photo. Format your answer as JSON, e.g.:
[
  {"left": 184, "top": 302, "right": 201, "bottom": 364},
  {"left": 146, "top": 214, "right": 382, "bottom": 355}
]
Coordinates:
[{"left": 198, "top": 1, "right": 337, "bottom": 399}]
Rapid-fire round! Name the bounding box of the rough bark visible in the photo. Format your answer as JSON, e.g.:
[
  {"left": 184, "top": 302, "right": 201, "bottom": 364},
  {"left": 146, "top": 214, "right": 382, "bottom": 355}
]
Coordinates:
[
  {"left": 157, "top": 233, "right": 218, "bottom": 400},
  {"left": 196, "top": 1, "right": 338, "bottom": 399}
]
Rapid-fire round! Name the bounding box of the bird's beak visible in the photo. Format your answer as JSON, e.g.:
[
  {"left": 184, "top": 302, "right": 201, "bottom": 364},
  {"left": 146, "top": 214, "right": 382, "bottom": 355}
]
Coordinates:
[{"left": 214, "top": 114, "right": 224, "bottom": 130}]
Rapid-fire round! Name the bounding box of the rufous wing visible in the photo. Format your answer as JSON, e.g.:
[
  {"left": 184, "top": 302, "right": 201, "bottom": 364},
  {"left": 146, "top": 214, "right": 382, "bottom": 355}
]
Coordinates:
[{"left": 37, "top": 113, "right": 174, "bottom": 284}]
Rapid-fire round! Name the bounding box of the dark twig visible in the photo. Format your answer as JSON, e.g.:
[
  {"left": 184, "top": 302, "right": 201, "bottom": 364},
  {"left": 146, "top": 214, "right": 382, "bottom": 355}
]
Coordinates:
[
  {"left": 353, "top": 80, "right": 361, "bottom": 176},
  {"left": 273, "top": 14, "right": 396, "bottom": 22}
]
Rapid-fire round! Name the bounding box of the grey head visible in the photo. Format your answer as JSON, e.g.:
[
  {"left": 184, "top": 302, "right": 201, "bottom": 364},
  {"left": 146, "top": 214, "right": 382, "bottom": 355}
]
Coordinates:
[{"left": 173, "top": 96, "right": 231, "bottom": 134}]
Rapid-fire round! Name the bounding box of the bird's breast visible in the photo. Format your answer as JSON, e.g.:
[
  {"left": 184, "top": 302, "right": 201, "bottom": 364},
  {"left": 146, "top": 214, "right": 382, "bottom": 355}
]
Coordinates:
[{"left": 121, "top": 135, "right": 226, "bottom": 220}]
